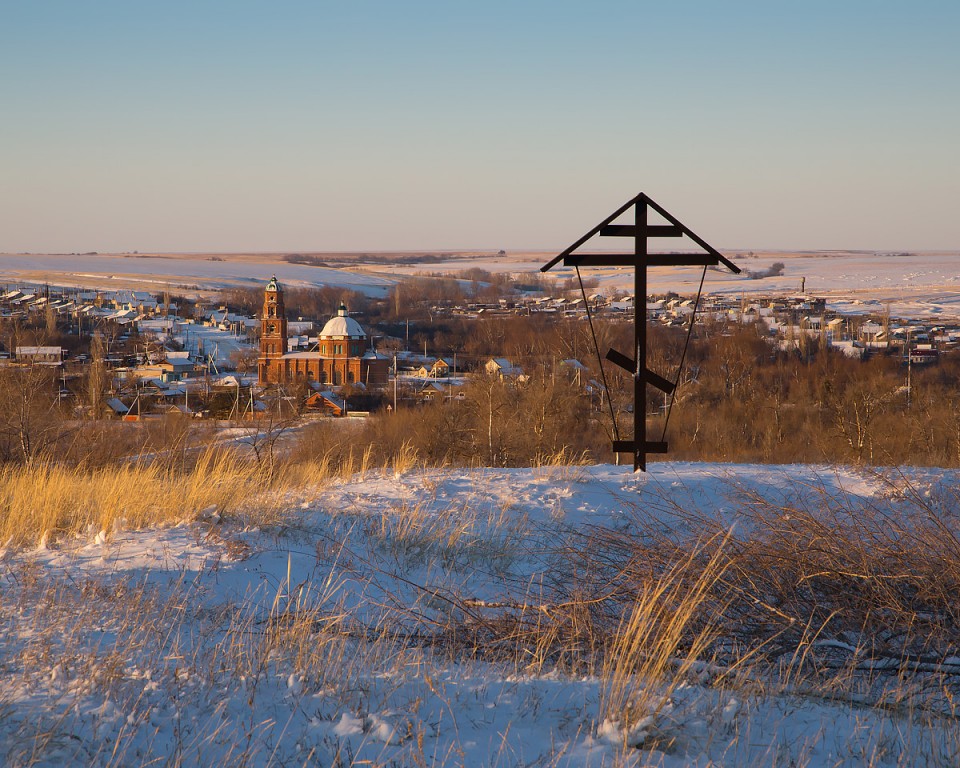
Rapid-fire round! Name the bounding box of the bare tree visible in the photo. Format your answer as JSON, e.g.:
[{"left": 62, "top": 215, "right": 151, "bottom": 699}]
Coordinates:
[
  {"left": 828, "top": 378, "right": 898, "bottom": 463},
  {"left": 86, "top": 332, "right": 108, "bottom": 418},
  {"left": 229, "top": 346, "right": 258, "bottom": 373},
  {"left": 0, "top": 366, "right": 70, "bottom": 464}
]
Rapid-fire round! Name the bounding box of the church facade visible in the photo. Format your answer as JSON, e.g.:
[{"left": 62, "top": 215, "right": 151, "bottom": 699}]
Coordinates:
[{"left": 257, "top": 276, "right": 389, "bottom": 387}]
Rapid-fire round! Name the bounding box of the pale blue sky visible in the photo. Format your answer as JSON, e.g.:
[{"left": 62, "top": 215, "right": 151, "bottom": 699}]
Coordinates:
[{"left": 1, "top": 1, "right": 957, "bottom": 252}]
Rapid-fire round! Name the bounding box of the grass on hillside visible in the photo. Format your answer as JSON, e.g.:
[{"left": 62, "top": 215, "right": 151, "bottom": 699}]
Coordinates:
[{"left": 2, "top": 447, "right": 960, "bottom": 764}]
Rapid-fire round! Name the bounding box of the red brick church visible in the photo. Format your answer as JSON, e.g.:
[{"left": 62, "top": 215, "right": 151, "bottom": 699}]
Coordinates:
[{"left": 257, "top": 276, "right": 389, "bottom": 386}]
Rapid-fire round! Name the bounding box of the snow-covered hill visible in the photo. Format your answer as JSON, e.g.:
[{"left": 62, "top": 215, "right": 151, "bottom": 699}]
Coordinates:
[{"left": 4, "top": 463, "right": 959, "bottom": 766}]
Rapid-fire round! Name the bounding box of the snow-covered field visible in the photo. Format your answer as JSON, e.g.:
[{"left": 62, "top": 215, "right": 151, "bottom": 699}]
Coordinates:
[
  {"left": 375, "top": 250, "right": 960, "bottom": 321},
  {"left": 3, "top": 249, "right": 960, "bottom": 319},
  {"left": 0, "top": 253, "right": 395, "bottom": 296},
  {"left": 5, "top": 462, "right": 960, "bottom": 766}
]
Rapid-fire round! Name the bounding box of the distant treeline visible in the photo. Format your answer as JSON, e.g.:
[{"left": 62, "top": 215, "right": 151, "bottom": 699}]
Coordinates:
[{"left": 283, "top": 253, "right": 487, "bottom": 267}]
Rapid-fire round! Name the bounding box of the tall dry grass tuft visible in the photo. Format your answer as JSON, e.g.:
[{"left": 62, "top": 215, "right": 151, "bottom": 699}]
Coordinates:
[
  {"left": 532, "top": 447, "right": 591, "bottom": 482},
  {"left": 391, "top": 440, "right": 420, "bottom": 477},
  {"left": 597, "top": 535, "right": 731, "bottom": 748}
]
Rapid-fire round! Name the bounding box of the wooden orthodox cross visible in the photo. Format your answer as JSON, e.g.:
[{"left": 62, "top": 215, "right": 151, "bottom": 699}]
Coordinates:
[{"left": 541, "top": 193, "right": 741, "bottom": 471}]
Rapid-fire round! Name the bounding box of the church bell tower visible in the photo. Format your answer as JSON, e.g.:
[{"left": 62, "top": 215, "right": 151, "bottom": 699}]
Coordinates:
[{"left": 258, "top": 275, "right": 287, "bottom": 383}]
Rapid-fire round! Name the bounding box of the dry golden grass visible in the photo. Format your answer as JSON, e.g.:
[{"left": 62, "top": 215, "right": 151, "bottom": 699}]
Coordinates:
[
  {"left": 0, "top": 447, "right": 346, "bottom": 547},
  {"left": 556, "top": 471, "right": 960, "bottom": 731},
  {"left": 597, "top": 535, "right": 730, "bottom": 748}
]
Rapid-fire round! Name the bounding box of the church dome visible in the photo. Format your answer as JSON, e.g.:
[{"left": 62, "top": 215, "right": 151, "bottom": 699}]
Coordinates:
[{"left": 320, "top": 303, "right": 365, "bottom": 339}]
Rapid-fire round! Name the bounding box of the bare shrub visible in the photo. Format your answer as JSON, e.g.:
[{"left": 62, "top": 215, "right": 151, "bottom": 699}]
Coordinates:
[{"left": 562, "top": 472, "right": 960, "bottom": 709}]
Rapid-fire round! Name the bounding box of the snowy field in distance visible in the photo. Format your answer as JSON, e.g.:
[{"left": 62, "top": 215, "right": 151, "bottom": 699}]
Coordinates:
[
  {"left": 370, "top": 249, "right": 960, "bottom": 321},
  {"left": 0, "top": 253, "right": 396, "bottom": 297},
  {"left": 4, "top": 461, "right": 960, "bottom": 767},
  {"left": 3, "top": 249, "right": 960, "bottom": 319},
  {"left": 0, "top": 250, "right": 960, "bottom": 322}
]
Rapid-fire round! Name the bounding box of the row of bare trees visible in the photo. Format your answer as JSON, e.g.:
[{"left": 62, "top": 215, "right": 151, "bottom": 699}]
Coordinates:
[
  {"left": 656, "top": 323, "right": 960, "bottom": 466},
  {"left": 292, "top": 319, "right": 960, "bottom": 469},
  {"left": 3, "top": 309, "right": 960, "bottom": 469}
]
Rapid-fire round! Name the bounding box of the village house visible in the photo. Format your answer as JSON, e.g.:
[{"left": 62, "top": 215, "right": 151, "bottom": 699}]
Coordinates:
[
  {"left": 415, "top": 380, "right": 448, "bottom": 402},
  {"left": 206, "top": 308, "right": 253, "bottom": 336},
  {"left": 305, "top": 389, "right": 347, "bottom": 416},
  {"left": 15, "top": 346, "right": 64, "bottom": 365},
  {"left": 415, "top": 358, "right": 451, "bottom": 378},
  {"left": 485, "top": 358, "right": 523, "bottom": 379},
  {"left": 103, "top": 397, "right": 130, "bottom": 418}
]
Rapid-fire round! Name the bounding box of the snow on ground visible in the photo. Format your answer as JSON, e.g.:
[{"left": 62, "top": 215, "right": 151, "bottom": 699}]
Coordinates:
[
  {"left": 138, "top": 318, "right": 251, "bottom": 370},
  {"left": 0, "top": 254, "right": 395, "bottom": 296},
  {"left": 3, "top": 463, "right": 960, "bottom": 766}
]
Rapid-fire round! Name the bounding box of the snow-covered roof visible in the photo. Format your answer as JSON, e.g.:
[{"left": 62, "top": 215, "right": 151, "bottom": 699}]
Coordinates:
[
  {"left": 487, "top": 358, "right": 522, "bottom": 376},
  {"left": 104, "top": 398, "right": 129, "bottom": 414},
  {"left": 313, "top": 390, "right": 345, "bottom": 411},
  {"left": 210, "top": 311, "right": 248, "bottom": 323},
  {"left": 16, "top": 346, "right": 62, "bottom": 356},
  {"left": 319, "top": 304, "right": 365, "bottom": 339}
]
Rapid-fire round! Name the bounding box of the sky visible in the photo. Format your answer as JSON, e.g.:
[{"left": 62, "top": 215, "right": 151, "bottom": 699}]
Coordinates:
[{"left": 1, "top": 1, "right": 958, "bottom": 254}]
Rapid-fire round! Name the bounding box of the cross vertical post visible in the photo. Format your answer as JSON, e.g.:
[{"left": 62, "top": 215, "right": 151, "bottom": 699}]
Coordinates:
[{"left": 634, "top": 200, "right": 648, "bottom": 471}]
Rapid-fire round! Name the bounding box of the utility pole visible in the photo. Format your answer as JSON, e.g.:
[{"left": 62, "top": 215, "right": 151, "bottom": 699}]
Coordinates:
[{"left": 906, "top": 327, "right": 912, "bottom": 410}]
